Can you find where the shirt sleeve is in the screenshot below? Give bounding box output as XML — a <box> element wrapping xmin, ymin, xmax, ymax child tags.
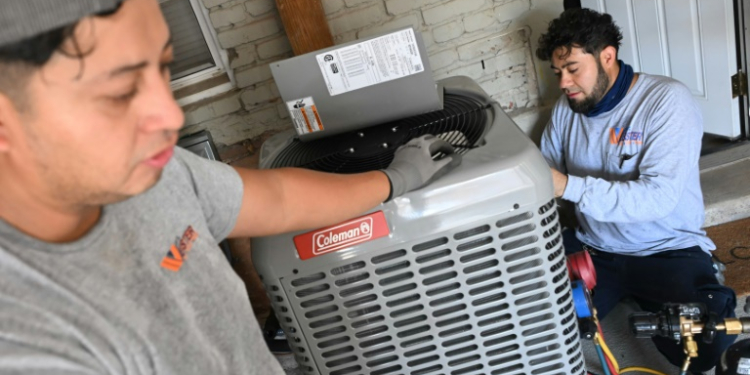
<box><xmin>172</xmin><ymin>148</ymin><xmax>244</xmax><ymax>241</ymax></box>
<box><xmin>561</xmin><ymin>81</ymin><xmax>703</xmax><ymax>223</ymax></box>
<box><xmin>540</xmin><ymin>98</ymin><xmax>567</xmax><ymax>173</ymax></box>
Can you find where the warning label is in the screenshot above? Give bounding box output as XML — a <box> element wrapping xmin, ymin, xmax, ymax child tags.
<box><xmin>738</xmin><ymin>357</ymin><xmax>750</xmax><ymax>374</ymax></box>
<box><xmin>286</xmin><ymin>97</ymin><xmax>324</xmax><ymax>136</ymax></box>
<box><xmin>316</xmin><ymin>28</ymin><xmax>425</xmax><ymax>96</ymax></box>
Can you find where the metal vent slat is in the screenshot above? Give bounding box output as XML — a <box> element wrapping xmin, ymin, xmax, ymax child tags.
<box><xmin>274</xmin><ymin>198</ymin><xmax>581</xmax><ymax>375</ymax></box>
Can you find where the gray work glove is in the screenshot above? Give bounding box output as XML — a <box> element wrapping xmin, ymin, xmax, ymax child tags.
<box><xmin>382</xmin><ymin>134</ymin><xmax>462</xmax><ymax>201</ymax></box>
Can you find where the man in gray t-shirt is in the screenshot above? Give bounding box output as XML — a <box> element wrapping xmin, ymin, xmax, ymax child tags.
<box><xmin>536</xmin><ymin>8</ymin><xmax>736</xmax><ymax>373</ymax></box>
<box><xmin>0</xmin><ymin>1</ymin><xmax>460</xmax><ymax>374</ymax></box>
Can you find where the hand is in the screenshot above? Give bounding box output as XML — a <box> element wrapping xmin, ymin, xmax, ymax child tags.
<box><xmin>382</xmin><ymin>134</ymin><xmax>462</xmax><ymax>200</ymax></box>
<box><xmin>550</xmin><ymin>168</ymin><xmax>568</xmax><ymax>198</ymax></box>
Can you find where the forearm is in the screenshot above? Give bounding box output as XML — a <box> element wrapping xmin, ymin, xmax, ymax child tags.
<box><xmin>562</xmin><ymin>174</ymin><xmax>680</xmax><ymax>223</ymax></box>
<box><xmin>228</xmin><ymin>167</ymin><xmax>390</xmax><ymax>238</ymax></box>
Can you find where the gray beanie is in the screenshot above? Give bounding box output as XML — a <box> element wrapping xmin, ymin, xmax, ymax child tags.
<box><xmin>0</xmin><ymin>0</ymin><xmax>123</xmax><ymax>47</ymax></box>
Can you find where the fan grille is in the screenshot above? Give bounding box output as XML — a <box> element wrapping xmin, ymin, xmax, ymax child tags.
<box><xmin>268</xmin><ymin>93</ymin><xmax>491</xmax><ymax>173</ymax></box>
<box><xmin>265</xmin><ymin>199</ymin><xmax>583</xmax><ymax>375</ymax></box>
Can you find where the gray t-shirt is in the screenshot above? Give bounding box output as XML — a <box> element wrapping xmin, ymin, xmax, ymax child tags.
<box><xmin>0</xmin><ymin>148</ymin><xmax>285</xmax><ymax>375</ymax></box>
<box><xmin>541</xmin><ymin>73</ymin><xmax>715</xmax><ymax>256</ymax></box>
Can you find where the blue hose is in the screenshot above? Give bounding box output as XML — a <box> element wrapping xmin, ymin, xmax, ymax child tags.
<box><xmin>595</xmin><ymin>342</ymin><xmax>612</xmax><ymax>375</ymax></box>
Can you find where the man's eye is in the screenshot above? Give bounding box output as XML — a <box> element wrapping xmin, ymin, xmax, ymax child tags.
<box><xmin>110</xmin><ymin>89</ymin><xmax>138</xmax><ymax>103</ymax></box>
<box><xmin>160</xmin><ymin>60</ymin><xmax>173</xmax><ymax>73</ymax></box>
<box><xmin>569</xmin><ymin>69</ymin><xmax>578</xmax><ymax>74</ymax></box>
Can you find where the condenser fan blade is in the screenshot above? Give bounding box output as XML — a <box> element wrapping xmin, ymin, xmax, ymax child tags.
<box><xmin>269</xmin><ymin>93</ymin><xmax>491</xmax><ymax>174</ymax></box>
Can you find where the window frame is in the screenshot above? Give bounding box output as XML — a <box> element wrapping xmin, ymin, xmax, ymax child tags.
<box><xmin>164</xmin><ymin>0</ymin><xmax>236</xmax><ymax>106</ymax></box>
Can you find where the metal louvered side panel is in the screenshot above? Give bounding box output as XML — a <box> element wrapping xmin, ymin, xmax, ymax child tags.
<box><xmin>272</xmin><ymin>199</ymin><xmax>584</xmax><ymax>375</ymax></box>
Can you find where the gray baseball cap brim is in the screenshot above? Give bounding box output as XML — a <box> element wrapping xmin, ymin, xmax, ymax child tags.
<box><xmin>0</xmin><ymin>0</ymin><xmax>124</xmax><ymax>47</ymax></box>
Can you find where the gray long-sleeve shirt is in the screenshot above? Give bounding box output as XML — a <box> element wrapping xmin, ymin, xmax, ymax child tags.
<box><xmin>541</xmin><ymin>73</ymin><xmax>715</xmax><ymax>256</ymax></box>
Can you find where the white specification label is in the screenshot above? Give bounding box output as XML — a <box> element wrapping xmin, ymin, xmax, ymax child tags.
<box><xmin>286</xmin><ymin>97</ymin><xmax>324</xmax><ymax>135</ymax></box>
<box><xmin>738</xmin><ymin>357</ymin><xmax>750</xmax><ymax>374</ymax></box>
<box><xmin>316</xmin><ymin>29</ymin><xmax>425</xmax><ymax>96</ymax></box>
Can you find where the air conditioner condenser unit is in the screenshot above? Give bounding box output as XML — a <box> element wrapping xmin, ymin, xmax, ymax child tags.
<box><xmin>251</xmin><ymin>76</ymin><xmax>585</xmax><ymax>375</ymax></box>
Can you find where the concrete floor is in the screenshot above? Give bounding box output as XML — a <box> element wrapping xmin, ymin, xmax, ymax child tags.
<box><xmin>700</xmin><ymin>142</ymin><xmax>750</xmax><ymax>227</ymax></box>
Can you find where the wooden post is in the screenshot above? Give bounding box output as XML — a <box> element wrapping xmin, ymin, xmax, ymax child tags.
<box><xmin>275</xmin><ymin>0</ymin><xmax>334</xmax><ymax>55</ymax></box>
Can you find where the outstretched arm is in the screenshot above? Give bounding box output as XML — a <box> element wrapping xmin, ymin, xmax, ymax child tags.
<box><xmin>228</xmin><ymin>168</ymin><xmax>389</xmax><ymax>238</ymax></box>
<box><xmin>227</xmin><ymin>135</ymin><xmax>461</xmax><ymax>238</ymax></box>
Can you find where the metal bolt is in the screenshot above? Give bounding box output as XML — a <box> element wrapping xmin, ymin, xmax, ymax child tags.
<box><xmin>358</xmin><ymin>132</ymin><xmax>364</xmax><ymax>137</ymax></box>
<box><xmin>392</xmin><ymin>127</ymin><xmax>399</xmax><ymax>132</ymax></box>
<box><xmin>382</xmin><ymin>143</ymin><xmax>389</xmax><ymax>149</ymax></box>
<box><xmin>348</xmin><ymin>148</ymin><xmax>355</xmax><ymax>153</ymax></box>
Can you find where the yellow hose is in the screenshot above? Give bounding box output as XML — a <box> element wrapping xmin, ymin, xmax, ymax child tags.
<box><xmin>619</xmin><ymin>366</ymin><xmax>670</xmax><ymax>375</ymax></box>
<box><xmin>596</xmin><ymin>334</ymin><xmax>620</xmax><ymax>372</ymax></box>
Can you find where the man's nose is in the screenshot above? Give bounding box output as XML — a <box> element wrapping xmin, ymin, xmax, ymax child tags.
<box><xmin>138</xmin><ymin>72</ymin><xmax>185</xmax><ymax>133</ymax></box>
<box><xmin>558</xmin><ymin>72</ymin><xmax>572</xmax><ymax>90</ymax></box>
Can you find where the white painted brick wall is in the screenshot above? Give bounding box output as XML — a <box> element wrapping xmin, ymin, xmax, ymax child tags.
<box><xmin>327</xmin><ymin>3</ymin><xmax>387</xmax><ymax>35</ymax></box>
<box><xmin>202</xmin><ymin>0</ymin><xmax>229</xmax><ymax>9</ymax></box>
<box><xmin>344</xmin><ymin>0</ymin><xmax>378</xmax><ymax>7</ymax></box>
<box><xmin>256</xmin><ymin>36</ymin><xmax>292</xmax><ymax>59</ymax></box>
<box><xmin>383</xmin><ymin>0</ymin><xmax>442</xmax><ymax>16</ymax></box>
<box><xmin>245</xmin><ymin>0</ymin><xmax>276</xmax><ymax>16</ymax></box>
<box><xmin>235</xmin><ymin>64</ymin><xmax>272</xmax><ymax>88</ymax></box>
<box><xmin>457</xmin><ymin>28</ymin><xmax>526</xmax><ymax>61</ymax></box>
<box><xmin>184</xmin><ymin>92</ymin><xmax>243</xmax><ymax>126</ymax></box>
<box><xmin>239</xmin><ymin>83</ymin><xmax>276</xmax><ymax>108</ymax></box>
<box><xmin>432</xmin><ymin>21</ymin><xmax>463</xmax><ymax>43</ymax></box>
<box><xmin>422</xmin><ymin>0</ymin><xmax>486</xmax><ymax>25</ymax></box>
<box><xmin>496</xmin><ymin>0</ymin><xmax>530</xmax><ymax>23</ymax></box>
<box><xmin>217</xmin><ymin>17</ymin><xmax>281</xmax><ymax>49</ymax></box>
<box><xmin>229</xmin><ymin>43</ymin><xmax>257</xmax><ymax>69</ymax></box>
<box><xmin>322</xmin><ymin>0</ymin><xmax>345</xmax><ymax>15</ymax></box>
<box><xmin>463</xmin><ymin>10</ymin><xmax>495</xmax><ymax>33</ymax></box>
<box><xmin>209</xmin><ymin>3</ymin><xmax>247</xmax><ymax>28</ymax></box>
<box><xmin>357</xmin><ymin>14</ymin><xmax>420</xmax><ymax>38</ymax></box>
<box><xmin>187</xmin><ymin>0</ymin><xmax>543</xmax><ymax>149</ymax></box>
<box><xmin>430</xmin><ymin>49</ymin><xmax>458</xmax><ymax>71</ymax></box>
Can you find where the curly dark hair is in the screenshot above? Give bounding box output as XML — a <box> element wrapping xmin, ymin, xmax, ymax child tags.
<box><xmin>536</xmin><ymin>8</ymin><xmax>623</xmax><ymax>61</ymax></box>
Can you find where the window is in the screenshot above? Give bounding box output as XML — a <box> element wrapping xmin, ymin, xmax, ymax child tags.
<box><xmin>159</xmin><ymin>0</ymin><xmax>234</xmax><ymax>105</ymax></box>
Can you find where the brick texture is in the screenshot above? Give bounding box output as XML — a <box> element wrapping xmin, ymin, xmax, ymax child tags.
<box><xmin>328</xmin><ymin>3</ymin><xmax>387</xmax><ymax>35</ymax></box>
<box><xmin>422</xmin><ymin>0</ymin><xmax>487</xmax><ymax>25</ymax></box>
<box><xmin>245</xmin><ymin>0</ymin><xmax>276</xmax><ymax>16</ymax></box>
<box><xmin>217</xmin><ymin>17</ymin><xmax>281</xmax><ymax>49</ymax></box>
<box><xmin>209</xmin><ymin>3</ymin><xmax>247</xmax><ymax>28</ymax></box>
<box><xmin>189</xmin><ymin>0</ymin><xmax>541</xmax><ymax>149</ymax></box>
<box><xmin>433</xmin><ymin>21</ymin><xmax>463</xmax><ymax>43</ymax></box>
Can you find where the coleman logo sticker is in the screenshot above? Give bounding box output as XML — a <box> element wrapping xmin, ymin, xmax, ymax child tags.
<box><xmin>294</xmin><ymin>211</ymin><xmax>389</xmax><ymax>260</ymax></box>
<box><xmin>314</xmin><ymin>218</ymin><xmax>372</xmax><ymax>254</ymax></box>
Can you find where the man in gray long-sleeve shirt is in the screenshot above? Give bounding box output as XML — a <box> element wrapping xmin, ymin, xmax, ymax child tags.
<box><xmin>537</xmin><ymin>8</ymin><xmax>736</xmax><ymax>373</ymax></box>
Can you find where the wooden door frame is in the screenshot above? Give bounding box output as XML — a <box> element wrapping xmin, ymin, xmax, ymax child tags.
<box><xmin>736</xmin><ymin>0</ymin><xmax>750</xmax><ymax>139</ymax></box>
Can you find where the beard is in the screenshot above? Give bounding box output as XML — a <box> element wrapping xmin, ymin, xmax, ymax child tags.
<box><xmin>568</xmin><ymin>61</ymin><xmax>610</xmax><ymax>114</ymax></box>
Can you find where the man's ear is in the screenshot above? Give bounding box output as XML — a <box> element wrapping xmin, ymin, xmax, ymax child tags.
<box><xmin>599</xmin><ymin>45</ymin><xmax>618</xmax><ymax>69</ymax></box>
<box><xmin>0</xmin><ymin>93</ymin><xmax>19</xmax><ymax>153</ymax></box>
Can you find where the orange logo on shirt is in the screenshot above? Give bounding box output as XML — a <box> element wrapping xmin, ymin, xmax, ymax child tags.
<box><xmin>609</xmin><ymin>127</ymin><xmax>643</xmax><ymax>145</ymax></box>
<box><xmin>161</xmin><ymin>226</ymin><xmax>198</xmax><ymax>272</ymax></box>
